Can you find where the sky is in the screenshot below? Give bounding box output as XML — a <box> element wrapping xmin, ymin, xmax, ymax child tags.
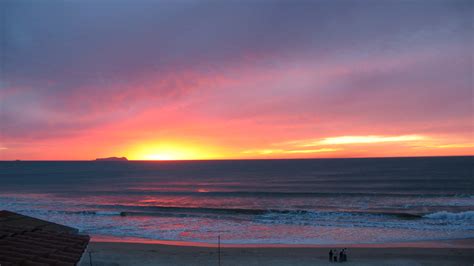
<box><xmin>0</xmin><ymin>0</ymin><xmax>472</xmax><ymax>160</ymax></box>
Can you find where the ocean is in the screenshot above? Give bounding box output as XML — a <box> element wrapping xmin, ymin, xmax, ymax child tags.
<box><xmin>0</xmin><ymin>156</ymin><xmax>472</xmax><ymax>245</ymax></box>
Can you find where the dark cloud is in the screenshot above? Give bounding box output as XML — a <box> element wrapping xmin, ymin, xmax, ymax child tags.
<box><xmin>3</xmin><ymin>0</ymin><xmax>470</xmax><ymax>85</ymax></box>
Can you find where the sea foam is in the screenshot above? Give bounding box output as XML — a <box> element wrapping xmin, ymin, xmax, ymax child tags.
<box><xmin>424</xmin><ymin>211</ymin><xmax>474</xmax><ymax>221</ymax></box>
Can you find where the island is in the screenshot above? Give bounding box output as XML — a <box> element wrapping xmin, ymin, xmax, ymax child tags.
<box><xmin>95</xmin><ymin>157</ymin><xmax>128</xmax><ymax>162</ymax></box>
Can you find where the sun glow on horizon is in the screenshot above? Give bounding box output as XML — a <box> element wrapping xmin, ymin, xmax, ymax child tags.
<box><xmin>119</xmin><ymin>134</ymin><xmax>473</xmax><ymax>161</ymax></box>
<box><xmin>142</xmin><ymin>153</ymin><xmax>178</xmax><ymax>161</ymax></box>
<box><xmin>125</xmin><ymin>141</ymin><xmax>222</xmax><ymax>161</ymax></box>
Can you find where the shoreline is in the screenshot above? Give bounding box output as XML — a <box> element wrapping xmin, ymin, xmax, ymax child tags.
<box><xmin>81</xmin><ymin>238</ymin><xmax>474</xmax><ymax>266</ymax></box>
<box><xmin>91</xmin><ymin>235</ymin><xmax>474</xmax><ymax>249</ymax></box>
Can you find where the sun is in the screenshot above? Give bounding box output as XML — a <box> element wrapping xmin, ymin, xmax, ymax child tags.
<box><xmin>125</xmin><ymin>140</ymin><xmax>221</xmax><ymax>161</ymax></box>
<box><xmin>143</xmin><ymin>153</ymin><xmax>177</xmax><ymax>161</ymax></box>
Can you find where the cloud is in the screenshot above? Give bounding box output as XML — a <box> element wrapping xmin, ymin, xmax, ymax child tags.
<box><xmin>3</xmin><ymin>0</ymin><xmax>470</xmax><ymax>91</ymax></box>
<box><xmin>284</xmin><ymin>148</ymin><xmax>341</xmax><ymax>154</ymax></box>
<box><xmin>240</xmin><ymin>133</ymin><xmax>473</xmax><ymax>158</ymax></box>
<box><xmin>248</xmin><ymin>134</ymin><xmax>426</xmax><ymax>156</ymax></box>
<box><xmin>242</xmin><ymin>148</ymin><xmax>340</xmax><ymax>155</ymax></box>
<box><xmin>316</xmin><ymin>135</ymin><xmax>425</xmax><ymax>146</ymax></box>
<box><xmin>278</xmin><ymin>134</ymin><xmax>425</xmax><ymax>148</ymax></box>
<box><xmin>0</xmin><ymin>0</ymin><xmax>472</xmax><ymax>159</ymax></box>
<box><xmin>429</xmin><ymin>144</ymin><xmax>474</xmax><ymax>149</ymax></box>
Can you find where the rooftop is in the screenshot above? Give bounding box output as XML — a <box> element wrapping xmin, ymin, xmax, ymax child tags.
<box><xmin>0</xmin><ymin>210</ymin><xmax>90</xmax><ymax>266</ymax></box>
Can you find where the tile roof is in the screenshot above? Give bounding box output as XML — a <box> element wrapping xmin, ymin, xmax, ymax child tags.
<box><xmin>0</xmin><ymin>210</ymin><xmax>89</xmax><ymax>266</ymax></box>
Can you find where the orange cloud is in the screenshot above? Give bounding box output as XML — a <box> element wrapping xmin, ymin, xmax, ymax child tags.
<box><xmin>1</xmin><ymin>48</ymin><xmax>472</xmax><ymax>160</ymax></box>
<box><xmin>313</xmin><ymin>135</ymin><xmax>424</xmax><ymax>146</ymax></box>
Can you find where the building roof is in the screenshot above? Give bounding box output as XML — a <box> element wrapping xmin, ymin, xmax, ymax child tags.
<box><xmin>0</xmin><ymin>210</ymin><xmax>90</xmax><ymax>266</ymax></box>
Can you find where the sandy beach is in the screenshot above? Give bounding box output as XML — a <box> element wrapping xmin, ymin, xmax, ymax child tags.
<box><xmin>80</xmin><ymin>238</ymin><xmax>474</xmax><ymax>266</ymax></box>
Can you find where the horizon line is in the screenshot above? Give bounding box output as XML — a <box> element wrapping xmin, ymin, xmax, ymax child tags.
<box><xmin>1</xmin><ymin>154</ymin><xmax>472</xmax><ymax>162</ymax></box>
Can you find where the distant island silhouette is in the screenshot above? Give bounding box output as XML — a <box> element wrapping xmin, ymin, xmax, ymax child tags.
<box><xmin>95</xmin><ymin>157</ymin><xmax>128</xmax><ymax>161</ymax></box>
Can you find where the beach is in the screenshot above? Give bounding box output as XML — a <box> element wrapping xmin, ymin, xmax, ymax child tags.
<box><xmin>81</xmin><ymin>238</ymin><xmax>474</xmax><ymax>266</ymax></box>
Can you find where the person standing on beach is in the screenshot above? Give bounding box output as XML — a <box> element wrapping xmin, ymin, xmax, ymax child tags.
<box><xmin>339</xmin><ymin>249</ymin><xmax>344</xmax><ymax>262</ymax></box>
<box><xmin>329</xmin><ymin>249</ymin><xmax>333</xmax><ymax>262</ymax></box>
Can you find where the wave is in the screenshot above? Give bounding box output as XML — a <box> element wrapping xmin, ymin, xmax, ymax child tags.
<box><xmin>423</xmin><ymin>211</ymin><xmax>474</xmax><ymax>221</ymax></box>
<box><xmin>41</xmin><ymin>210</ymin><xmax>123</xmax><ymax>216</ymax></box>
<box><xmin>11</xmin><ymin>207</ymin><xmax>473</xmax><ymax>235</ymax></box>
<box><xmin>7</xmin><ymin>202</ymin><xmax>474</xmax><ymax>223</ymax></box>
<box><xmin>49</xmin><ymin>205</ymin><xmax>425</xmax><ymax>220</ymax></box>
<box><xmin>71</xmin><ymin>190</ymin><xmax>474</xmax><ymax>199</ymax></box>
<box><xmin>94</xmin><ymin>206</ymin><xmax>301</xmax><ymax>216</ymax></box>
<box><xmin>19</xmin><ymin>204</ymin><xmax>474</xmax><ymax>224</ymax></box>
<box><xmin>63</xmin><ymin>207</ymin><xmax>474</xmax><ymax>223</ymax></box>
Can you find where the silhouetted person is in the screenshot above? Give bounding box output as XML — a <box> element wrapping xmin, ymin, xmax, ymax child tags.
<box><xmin>333</xmin><ymin>249</ymin><xmax>338</xmax><ymax>262</ymax></box>
<box><xmin>329</xmin><ymin>249</ymin><xmax>333</xmax><ymax>262</ymax></box>
<box><xmin>339</xmin><ymin>249</ymin><xmax>344</xmax><ymax>262</ymax></box>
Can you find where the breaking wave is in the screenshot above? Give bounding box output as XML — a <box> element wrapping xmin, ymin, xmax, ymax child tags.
<box><xmin>424</xmin><ymin>211</ymin><xmax>474</xmax><ymax>221</ymax></box>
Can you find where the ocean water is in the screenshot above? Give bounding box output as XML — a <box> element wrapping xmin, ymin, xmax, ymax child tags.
<box><xmin>0</xmin><ymin>157</ymin><xmax>473</xmax><ymax>245</ymax></box>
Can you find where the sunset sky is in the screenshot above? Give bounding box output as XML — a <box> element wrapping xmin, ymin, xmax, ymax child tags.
<box><xmin>0</xmin><ymin>0</ymin><xmax>472</xmax><ymax>160</ymax></box>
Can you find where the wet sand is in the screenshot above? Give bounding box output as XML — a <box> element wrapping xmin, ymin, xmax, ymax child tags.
<box><xmin>80</xmin><ymin>238</ymin><xmax>474</xmax><ymax>266</ymax></box>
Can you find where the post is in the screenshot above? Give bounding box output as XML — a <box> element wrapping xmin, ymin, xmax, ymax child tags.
<box><xmin>218</xmin><ymin>235</ymin><xmax>221</xmax><ymax>266</ymax></box>
<box><xmin>89</xmin><ymin>251</ymin><xmax>93</xmax><ymax>266</ymax></box>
